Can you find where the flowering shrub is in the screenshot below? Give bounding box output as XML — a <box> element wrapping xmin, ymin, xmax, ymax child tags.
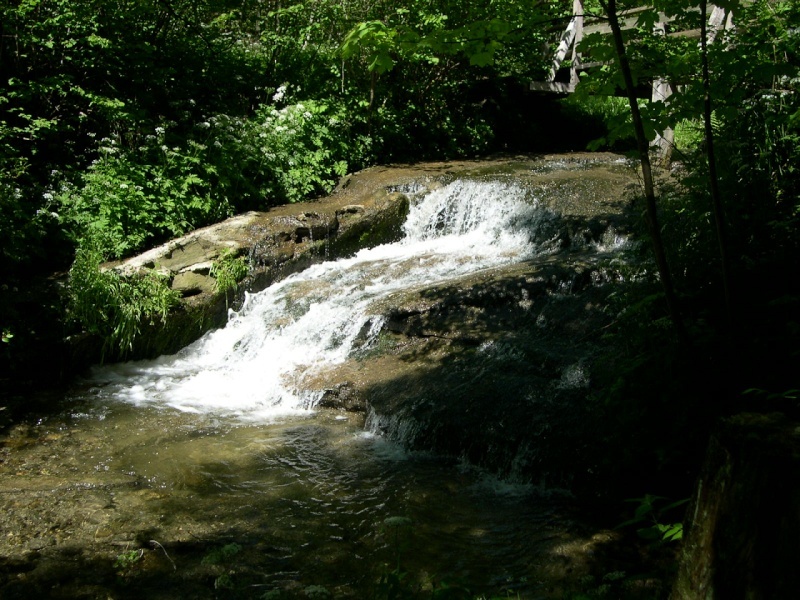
<box><xmin>59</xmin><ymin>100</ymin><xmax>367</xmax><ymax>259</ymax></box>
<box><xmin>208</xmin><ymin>99</ymin><xmax>368</xmax><ymax>208</ymax></box>
<box><xmin>58</xmin><ymin>128</ymin><xmax>228</xmax><ymax>259</ymax></box>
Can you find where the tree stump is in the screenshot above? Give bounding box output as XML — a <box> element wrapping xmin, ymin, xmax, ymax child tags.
<box><xmin>671</xmin><ymin>412</ymin><xmax>800</xmax><ymax>599</ymax></box>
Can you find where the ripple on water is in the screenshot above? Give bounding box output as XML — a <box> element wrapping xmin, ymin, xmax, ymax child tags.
<box><xmin>0</xmin><ymin>402</ymin><xmax>601</xmax><ymax>597</ymax></box>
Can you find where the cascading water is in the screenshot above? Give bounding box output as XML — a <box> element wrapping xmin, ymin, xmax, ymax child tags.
<box><xmin>1</xmin><ymin>160</ymin><xmax>651</xmax><ymax>599</ymax></box>
<box><xmin>88</xmin><ymin>180</ymin><xmax>559</xmax><ymax>419</ymax></box>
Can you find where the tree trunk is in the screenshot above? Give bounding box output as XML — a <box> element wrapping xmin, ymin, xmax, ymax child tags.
<box><xmin>672</xmin><ymin>412</ymin><xmax>800</xmax><ymax>599</ymax></box>
<box><xmin>599</xmin><ymin>0</ymin><xmax>686</xmax><ymax>342</ymax></box>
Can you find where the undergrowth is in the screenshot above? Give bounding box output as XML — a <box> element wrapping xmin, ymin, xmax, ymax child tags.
<box><xmin>210</xmin><ymin>248</ymin><xmax>250</xmax><ymax>295</ymax></box>
<box><xmin>68</xmin><ymin>240</ymin><xmax>179</xmax><ymax>359</ymax></box>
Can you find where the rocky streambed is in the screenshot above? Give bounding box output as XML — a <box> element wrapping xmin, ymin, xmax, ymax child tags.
<box><xmin>1</xmin><ymin>153</ymin><xmax>681</xmax><ymax>599</ymax></box>
<box><xmin>86</xmin><ymin>151</ymin><xmax>643</xmax><ymax>488</ymax></box>
<box><xmin>74</xmin><ymin>152</ymin><xmax>636</xmax><ymax>362</ymax></box>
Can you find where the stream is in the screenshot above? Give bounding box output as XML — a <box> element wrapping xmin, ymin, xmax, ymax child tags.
<box><xmin>1</xmin><ymin>170</ymin><xmax>657</xmax><ymax>599</ymax></box>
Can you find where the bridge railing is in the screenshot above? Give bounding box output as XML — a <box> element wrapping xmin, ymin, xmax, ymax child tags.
<box><xmin>530</xmin><ymin>2</ymin><xmax>735</xmax><ymax>95</ymax></box>
<box><xmin>530</xmin><ymin>2</ymin><xmax>735</xmax><ymax>157</ymax></box>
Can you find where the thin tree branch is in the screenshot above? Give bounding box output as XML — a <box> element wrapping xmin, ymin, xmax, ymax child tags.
<box><xmin>599</xmin><ymin>0</ymin><xmax>688</xmax><ymax>344</ymax></box>
<box><xmin>700</xmin><ymin>0</ymin><xmax>734</xmax><ymax>331</ymax></box>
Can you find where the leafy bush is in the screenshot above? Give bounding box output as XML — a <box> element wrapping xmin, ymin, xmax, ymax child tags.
<box><xmin>58</xmin><ymin>128</ymin><xmax>229</xmax><ymax>259</ymax></box>
<box><xmin>560</xmin><ymin>94</ymin><xmax>640</xmax><ymax>151</ymax></box>
<box><xmin>67</xmin><ymin>240</ymin><xmax>179</xmax><ymax>357</ymax></box>
<box><xmin>58</xmin><ymin>100</ymin><xmax>367</xmax><ymax>262</ymax></box>
<box><xmin>0</xmin><ymin>173</ymin><xmax>64</xmax><ymax>272</ymax></box>
<box><xmin>207</xmin><ymin>99</ymin><xmax>368</xmax><ymax>209</ymax></box>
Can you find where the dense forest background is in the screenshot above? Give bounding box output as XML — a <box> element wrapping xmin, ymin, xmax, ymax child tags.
<box><xmin>1</xmin><ymin>0</ymin><xmax>799</xmax><ymax>493</ymax></box>
<box><xmin>0</xmin><ymin>0</ymin><xmax>568</xmax><ymax>377</ymax></box>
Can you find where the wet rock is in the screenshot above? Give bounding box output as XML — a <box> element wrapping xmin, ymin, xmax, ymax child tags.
<box><xmin>305</xmin><ymin>255</ymin><xmax>631</xmax><ymax>491</ymax></box>
<box><xmin>263</xmin><ymin>153</ymin><xmax>641</xmax><ymax>491</ymax></box>
<box><xmin>69</xmin><ymin>153</ymin><xmax>636</xmax><ymax>366</ymax></box>
<box><xmin>72</xmin><ymin>184</ymin><xmax>411</xmax><ymax>364</ymax></box>
<box><xmin>171</xmin><ymin>271</ymin><xmax>216</xmax><ymax>296</ymax></box>
<box><xmin>317</xmin><ymin>383</ymin><xmax>364</xmax><ymax>413</ymax></box>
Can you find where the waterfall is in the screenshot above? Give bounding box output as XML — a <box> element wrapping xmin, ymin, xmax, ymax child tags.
<box><xmin>87</xmin><ymin>180</ymin><xmax>559</xmax><ymax>420</ymax></box>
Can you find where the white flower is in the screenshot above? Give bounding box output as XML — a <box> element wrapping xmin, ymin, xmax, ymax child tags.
<box><xmin>155</xmin><ymin>126</ymin><xmax>166</xmax><ymax>135</ymax></box>
<box><xmin>272</xmin><ymin>84</ymin><xmax>287</xmax><ymax>102</ymax></box>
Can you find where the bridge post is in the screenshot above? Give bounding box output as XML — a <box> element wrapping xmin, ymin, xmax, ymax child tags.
<box><xmin>651</xmin><ymin>21</ymin><xmax>674</xmax><ymax>163</ymax></box>
<box><xmin>568</xmin><ymin>0</ymin><xmax>585</xmax><ymax>91</ymax></box>
<box><xmin>530</xmin><ymin>0</ymin><xmax>584</xmax><ymax>93</ymax></box>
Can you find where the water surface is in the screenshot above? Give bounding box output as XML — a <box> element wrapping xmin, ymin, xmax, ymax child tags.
<box><xmin>0</xmin><ymin>177</ymin><xmax>628</xmax><ymax>598</ymax></box>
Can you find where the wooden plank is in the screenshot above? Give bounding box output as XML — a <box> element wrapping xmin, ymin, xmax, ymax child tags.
<box><xmin>707</xmin><ymin>6</ymin><xmax>731</xmax><ymax>44</ymax></box>
<box><xmin>529</xmin><ymin>80</ymin><xmax>577</xmax><ymax>94</ymax></box>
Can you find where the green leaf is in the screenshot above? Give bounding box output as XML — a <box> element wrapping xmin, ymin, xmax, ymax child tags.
<box><xmin>658</xmin><ymin>522</ymin><xmax>684</xmax><ymax>542</ymax></box>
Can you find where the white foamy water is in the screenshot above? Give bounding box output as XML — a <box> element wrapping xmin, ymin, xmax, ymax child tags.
<box><xmin>87</xmin><ymin>180</ymin><xmax>558</xmax><ymax>420</ymax></box>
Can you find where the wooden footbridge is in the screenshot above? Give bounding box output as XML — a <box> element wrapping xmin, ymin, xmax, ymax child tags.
<box><xmin>530</xmin><ymin>0</ymin><xmax>736</xmax><ymax>154</ymax></box>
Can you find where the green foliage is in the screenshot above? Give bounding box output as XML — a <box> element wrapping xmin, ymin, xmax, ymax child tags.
<box><xmin>2</xmin><ymin>0</ymin><xmax>559</xmax><ymax>311</ymax></box>
<box><xmin>201</xmin><ymin>542</ymin><xmax>243</xmax><ymax>592</ymax></box>
<box><xmin>578</xmin><ymin>0</ymin><xmax>800</xmax><ymax>402</ymax></box>
<box><xmin>342</xmin><ymin>21</ymin><xmax>407</xmax><ymax>75</ymax></box>
<box><xmin>201</xmin><ymin>542</ymin><xmax>242</xmax><ymax>566</ymax></box>
<box><xmin>114</xmin><ymin>549</ymin><xmax>143</xmax><ymax>571</ymax></box>
<box><xmin>376</xmin><ymin>567</ymin><xmax>413</xmax><ymax>600</ymax></box>
<box><xmin>208</xmin><ymin>100</ymin><xmax>362</xmax><ymax>208</ymax></box>
<box><xmin>58</xmin><ymin>129</ymin><xmax>226</xmax><ymax>259</ymax></box>
<box><xmin>302</xmin><ymin>585</ymin><xmax>332</xmax><ymax>600</ymax></box>
<box><xmin>618</xmin><ymin>494</ymin><xmax>688</xmax><ymax>544</ymax></box>
<box><xmin>672</xmin><ymin>119</ymin><xmax>704</xmax><ymax>153</ymax></box>
<box><xmin>0</xmin><ymin>170</ymin><xmax>66</xmax><ymax>274</ymax></box>
<box><xmin>560</xmin><ymin>95</ymin><xmax>638</xmax><ymax>150</ymax></box>
<box><xmin>339</xmin><ymin>1</ymin><xmax>560</xmax><ymax>160</ymax></box>
<box><xmin>210</xmin><ymin>249</ymin><xmax>250</xmax><ymax>295</ymax></box>
<box><xmin>67</xmin><ymin>240</ymin><xmax>179</xmax><ymax>358</ymax></box>
<box><xmin>56</xmin><ymin>100</ymin><xmax>361</xmax><ymax>262</ymax></box>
